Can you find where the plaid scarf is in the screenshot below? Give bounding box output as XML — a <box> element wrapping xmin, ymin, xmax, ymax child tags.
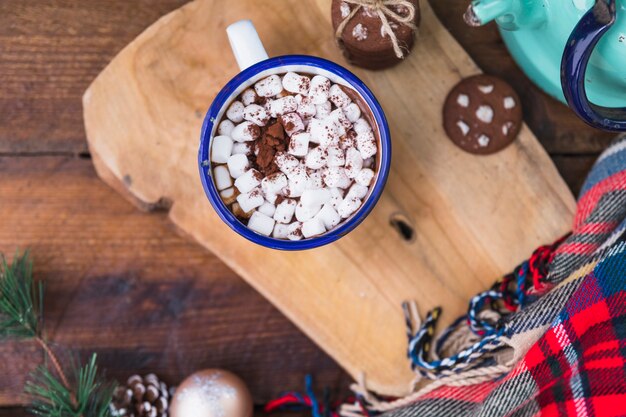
<box><xmin>267</xmin><ymin>137</ymin><xmax>626</xmax><ymax>417</ymax></box>
<box><xmin>352</xmin><ymin>136</ymin><xmax>626</xmax><ymax>417</ymax></box>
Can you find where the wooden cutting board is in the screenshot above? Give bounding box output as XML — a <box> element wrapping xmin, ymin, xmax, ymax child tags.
<box><xmin>83</xmin><ymin>0</ymin><xmax>576</xmax><ymax>396</ymax></box>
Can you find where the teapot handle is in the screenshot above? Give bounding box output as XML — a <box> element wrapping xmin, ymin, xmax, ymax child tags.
<box><xmin>561</xmin><ymin>0</ymin><xmax>626</xmax><ymax>131</ymax></box>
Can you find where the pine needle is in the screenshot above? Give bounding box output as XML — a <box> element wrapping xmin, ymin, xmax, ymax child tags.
<box><xmin>0</xmin><ymin>251</ymin><xmax>115</xmax><ymax>416</ymax></box>
<box><xmin>0</xmin><ymin>250</ymin><xmax>42</xmax><ymax>339</ymax></box>
<box><xmin>26</xmin><ymin>353</ymin><xmax>115</xmax><ymax>417</ymax></box>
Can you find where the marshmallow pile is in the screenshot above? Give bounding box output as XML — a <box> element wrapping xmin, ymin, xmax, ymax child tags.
<box><xmin>210</xmin><ymin>71</ymin><xmax>378</xmax><ymax>240</ymax></box>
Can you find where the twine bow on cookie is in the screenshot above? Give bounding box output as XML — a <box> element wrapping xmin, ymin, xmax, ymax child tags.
<box><xmin>335</xmin><ymin>0</ymin><xmax>418</xmax><ymax>59</ymax></box>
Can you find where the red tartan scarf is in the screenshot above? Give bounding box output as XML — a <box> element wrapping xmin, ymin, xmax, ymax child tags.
<box><xmin>267</xmin><ymin>137</ymin><xmax>626</xmax><ymax>417</ymax></box>
<box><xmin>358</xmin><ymin>136</ymin><xmax>626</xmax><ymax>416</ymax></box>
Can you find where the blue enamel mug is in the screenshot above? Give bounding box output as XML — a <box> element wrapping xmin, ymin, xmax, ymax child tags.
<box><xmin>198</xmin><ymin>20</ymin><xmax>391</xmax><ymax>250</ymax></box>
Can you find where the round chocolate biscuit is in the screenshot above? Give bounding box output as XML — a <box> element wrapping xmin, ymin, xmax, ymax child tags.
<box><xmin>331</xmin><ymin>0</ymin><xmax>420</xmax><ymax>70</ymax></box>
<box><xmin>443</xmin><ymin>74</ymin><xmax>522</xmax><ymax>155</ymax></box>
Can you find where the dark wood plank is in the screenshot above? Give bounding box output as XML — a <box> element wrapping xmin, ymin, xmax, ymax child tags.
<box><xmin>0</xmin><ymin>0</ymin><xmax>189</xmax><ymax>154</ymax></box>
<box><xmin>0</xmin><ymin>156</ymin><xmax>351</xmax><ymax>406</ymax></box>
<box><xmin>428</xmin><ymin>2</ymin><xmax>616</xmax><ymax>154</ymax></box>
<box><xmin>0</xmin><ymin>407</ymin><xmax>28</xmax><ymax>417</ymax></box>
<box><xmin>552</xmin><ymin>155</ymin><xmax>599</xmax><ymax>198</ymax></box>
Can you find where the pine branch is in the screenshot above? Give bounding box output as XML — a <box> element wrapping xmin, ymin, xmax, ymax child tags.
<box><xmin>0</xmin><ymin>250</ymin><xmax>43</xmax><ymax>339</ymax></box>
<box><xmin>0</xmin><ymin>250</ymin><xmax>116</xmax><ymax>416</ymax></box>
<box><xmin>25</xmin><ymin>353</ymin><xmax>115</xmax><ymax>417</ymax></box>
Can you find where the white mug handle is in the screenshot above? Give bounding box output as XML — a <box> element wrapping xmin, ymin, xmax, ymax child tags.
<box><xmin>226</xmin><ymin>20</ymin><xmax>270</xmax><ymax>71</ymax></box>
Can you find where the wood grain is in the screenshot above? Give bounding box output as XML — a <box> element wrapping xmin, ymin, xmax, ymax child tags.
<box><xmin>0</xmin><ymin>0</ymin><xmax>189</xmax><ymax>154</ymax></box>
<box><xmin>83</xmin><ymin>0</ymin><xmax>576</xmax><ymax>395</ymax></box>
<box><xmin>0</xmin><ymin>156</ymin><xmax>351</xmax><ymax>406</ymax></box>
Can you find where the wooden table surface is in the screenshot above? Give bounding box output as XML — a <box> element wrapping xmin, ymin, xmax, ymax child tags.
<box><xmin>0</xmin><ymin>1</ymin><xmax>617</xmax><ymax>415</ymax></box>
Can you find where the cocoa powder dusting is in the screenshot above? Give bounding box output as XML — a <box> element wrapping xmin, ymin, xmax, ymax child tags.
<box><xmin>275</xmin><ymin>195</ymin><xmax>286</xmax><ymax>205</ymax></box>
<box><xmin>253</xmin><ymin>121</ymin><xmax>288</xmax><ymax>175</ymax></box>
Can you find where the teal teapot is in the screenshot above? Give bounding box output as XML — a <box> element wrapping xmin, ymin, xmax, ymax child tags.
<box><xmin>465</xmin><ymin>0</ymin><xmax>626</xmax><ymax>131</ymax></box>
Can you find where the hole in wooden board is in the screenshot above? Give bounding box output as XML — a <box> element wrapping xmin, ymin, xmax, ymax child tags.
<box><xmin>389</xmin><ymin>212</ymin><xmax>415</xmax><ymax>243</ymax></box>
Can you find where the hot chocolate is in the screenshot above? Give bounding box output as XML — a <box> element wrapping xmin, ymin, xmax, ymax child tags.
<box><xmin>209</xmin><ymin>71</ymin><xmax>379</xmax><ymax>240</ymax></box>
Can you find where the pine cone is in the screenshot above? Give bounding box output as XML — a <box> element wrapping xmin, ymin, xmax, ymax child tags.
<box><xmin>111</xmin><ymin>374</ymin><xmax>171</xmax><ymax>417</ymax></box>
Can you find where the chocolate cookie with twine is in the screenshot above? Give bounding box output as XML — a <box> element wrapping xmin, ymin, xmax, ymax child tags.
<box><xmin>331</xmin><ymin>0</ymin><xmax>420</xmax><ymax>70</ymax></box>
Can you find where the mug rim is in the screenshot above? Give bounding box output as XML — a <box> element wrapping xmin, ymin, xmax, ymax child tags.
<box><xmin>198</xmin><ymin>55</ymin><xmax>391</xmax><ymax>250</ymax></box>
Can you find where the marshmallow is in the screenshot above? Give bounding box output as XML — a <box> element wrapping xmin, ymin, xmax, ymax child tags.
<box><xmin>329</xmin><ymin>84</ymin><xmax>352</xmax><ymax>108</ymax></box>
<box><xmin>283</xmin><ymin>181</ymin><xmax>303</xmax><ymax>197</ymax></box>
<box><xmin>314</xmin><ymin>101</ymin><xmax>332</xmax><ymax>120</ymax></box>
<box><xmin>339</xmin><ymin>131</ymin><xmax>358</xmax><ymax>150</ymax></box>
<box><xmin>255</xmin><ymin>75</ymin><xmax>283</xmax><ymax>97</ymax></box>
<box><xmin>363</xmin><ymin>157</ymin><xmax>375</xmax><ymax>168</ymax></box>
<box><xmin>273</xmin><ymin>198</ymin><xmax>297</xmax><ymax>223</ymax></box>
<box><xmin>220</xmin><ymin>187</ymin><xmax>238</xmax><ymax>205</ymax></box>
<box><xmin>282</xmin><ymin>72</ymin><xmax>311</xmax><ymax>95</ymax></box>
<box><xmin>236</xmin><ymin>187</ymin><xmax>264</xmax><ymax>212</ymax></box>
<box><xmin>284</xmin><ymin>165</ymin><xmax>308</xmax><ymax>198</ymax></box>
<box><xmin>338</xmin><ymin>196</ymin><xmax>362</xmax><ymax>218</ymax></box>
<box><xmin>274</xmin><ymin>152</ymin><xmax>300</xmax><ymax>175</ymax></box>
<box><xmin>288</xmin><ymin>132</ymin><xmax>310</xmax><ymax>157</ymax></box>
<box><xmin>346</xmin><ymin>183</ymin><xmax>368</xmax><ymax>200</ymax></box>
<box><xmin>232</xmin><ymin>142</ymin><xmax>252</xmax><ymax>155</ymax></box>
<box><xmin>231</xmin><ymin>121</ymin><xmax>260</xmax><ymax>142</ymax></box>
<box><xmin>310</xmin><ymin>118</ymin><xmax>340</xmax><ymax>148</ymax></box>
<box><xmin>213</xmin><ymin>165</ymin><xmax>232</xmax><ymax>191</ymax></box>
<box><xmin>309</xmin><ymin>76</ymin><xmax>331</xmax><ymax>105</ymax></box>
<box><xmin>344</xmin><ymin>147</ymin><xmax>363</xmax><ymax>178</ymax></box>
<box><xmin>304</xmin><ymin>146</ymin><xmax>327</xmax><ymax>170</ymax></box>
<box><xmin>354</xmin><ymin>118</ymin><xmax>372</xmax><ymax>135</ymax></box>
<box><xmin>296</xmin><ymin>95</ymin><xmax>316</xmax><ymax>119</ymax></box>
<box><xmin>356</xmin><ymin>129</ymin><xmax>377</xmax><ymax>159</ymax></box>
<box><xmin>248</xmin><ymin>211</ymin><xmax>275</xmax><ymax>236</ymax></box>
<box><xmin>295</xmin><ymin>200</ymin><xmax>322</xmax><ymax>222</ymax></box>
<box><xmin>329</xmin><ymin>187</ymin><xmax>344</xmax><ymax>210</ymax></box>
<box><xmin>234</xmin><ymin>169</ymin><xmax>262</xmax><ymax>193</ymax></box>
<box><xmin>211</xmin><ymin>135</ymin><xmax>233</xmax><ymax>163</ymax></box>
<box><xmin>261</xmin><ymin>172</ymin><xmax>288</xmax><ymax>196</ymax></box>
<box><xmin>323</xmin><ymin>167</ymin><xmax>351</xmax><ymax>189</ymax></box>
<box><xmin>306</xmin><ymin>169</ymin><xmax>324</xmax><ymax>189</ymax></box>
<box><xmin>270</xmin><ymin>96</ymin><xmax>298</xmax><ymax>116</ymax></box>
<box><xmin>280</xmin><ymin>113</ymin><xmax>305</xmax><ymax>136</ymax></box>
<box><xmin>315</xmin><ymin>204</ymin><xmax>341</xmax><ymax>229</ymax></box>
<box><xmin>287</xmin><ymin>164</ymin><xmax>308</xmax><ymax>181</ymax></box>
<box><xmin>355</xmin><ymin>168</ymin><xmax>375</xmax><ymax>186</ymax></box>
<box><xmin>344</xmin><ymin>102</ymin><xmax>362</xmax><ymax>122</ymax></box>
<box><xmin>306</xmin><ymin>119</ymin><xmax>322</xmax><ymax>144</ymax></box>
<box><xmin>287</xmin><ymin>222</ymin><xmax>303</xmax><ymax>241</ymax></box>
<box><xmin>226</xmin><ymin>101</ymin><xmax>245</xmax><ymax>123</ymax></box>
<box><xmin>326</xmin><ymin>145</ymin><xmax>345</xmax><ymax>167</ymax></box>
<box><xmin>243</xmin><ymin>104</ymin><xmax>269</xmax><ymax>126</ymax></box>
<box><xmin>217</xmin><ymin>119</ymin><xmax>235</xmax><ymax>136</ymax></box>
<box><xmin>301</xmin><ymin>188</ymin><xmax>331</xmax><ymax>207</ymax></box>
<box><xmin>264</xmin><ymin>99</ymin><xmax>277</xmax><ymax>118</ymax></box>
<box><xmin>264</xmin><ymin>192</ymin><xmax>278</xmax><ymax>205</ymax></box>
<box><xmin>272</xmin><ymin>223</ymin><xmax>290</xmax><ymax>239</ymax></box>
<box><xmin>258</xmin><ymin>201</ymin><xmax>276</xmax><ymax>217</ymax></box>
<box><xmin>226</xmin><ymin>154</ymin><xmax>249</xmax><ymax>179</ymax></box>
<box><xmin>232</xmin><ymin>202</ymin><xmax>254</xmax><ymax>219</ymax></box>
<box><xmin>302</xmin><ymin>218</ymin><xmax>326</xmax><ymax>238</ymax></box>
<box><xmin>329</xmin><ymin>108</ymin><xmax>352</xmax><ymax>132</ymax></box>
<box><xmin>241</xmin><ymin>88</ymin><xmax>258</xmax><ymax>106</ymax></box>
